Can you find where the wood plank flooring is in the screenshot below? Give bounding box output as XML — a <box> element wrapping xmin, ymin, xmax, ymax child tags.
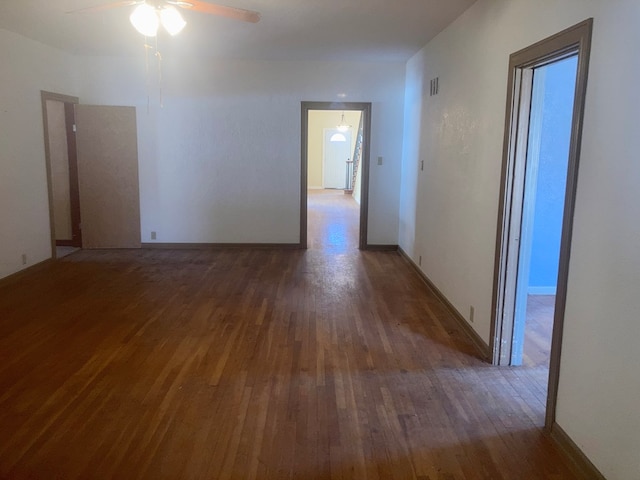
<box><xmin>0</xmin><ymin>193</ymin><xmax>581</xmax><ymax>479</ymax></box>
<box><xmin>522</xmin><ymin>295</ymin><xmax>555</xmax><ymax>369</ymax></box>
<box><xmin>307</xmin><ymin>189</ymin><xmax>359</xmax><ymax>252</ymax></box>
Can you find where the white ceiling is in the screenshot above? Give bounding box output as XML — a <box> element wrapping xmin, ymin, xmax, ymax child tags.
<box><xmin>0</xmin><ymin>0</ymin><xmax>477</xmax><ymax>62</ymax></box>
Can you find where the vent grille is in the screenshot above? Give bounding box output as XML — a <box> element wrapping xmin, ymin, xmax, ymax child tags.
<box><xmin>430</xmin><ymin>77</ymin><xmax>439</xmax><ymax>96</ymax></box>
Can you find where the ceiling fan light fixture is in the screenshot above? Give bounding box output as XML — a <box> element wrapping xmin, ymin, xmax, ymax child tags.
<box><xmin>160</xmin><ymin>6</ymin><xmax>186</xmax><ymax>35</ymax></box>
<box><xmin>130</xmin><ymin>3</ymin><xmax>159</xmax><ymax>37</ymax></box>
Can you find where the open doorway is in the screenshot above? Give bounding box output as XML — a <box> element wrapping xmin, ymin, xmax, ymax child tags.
<box><xmin>516</xmin><ymin>55</ymin><xmax>579</xmax><ymax>370</ymax></box>
<box><xmin>300</xmin><ymin>102</ymin><xmax>371</xmax><ymax>250</ymax></box>
<box><xmin>490</xmin><ymin>20</ymin><xmax>592</xmax><ymax>430</ymax></box>
<box><xmin>42</xmin><ymin>96</ymin><xmax>143</xmax><ymax>255</ymax></box>
<box><xmin>41</xmin><ymin>91</ymin><xmax>82</xmax><ymax>259</ymax></box>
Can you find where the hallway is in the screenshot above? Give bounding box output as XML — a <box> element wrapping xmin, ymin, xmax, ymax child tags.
<box><xmin>307</xmin><ymin>188</ymin><xmax>359</xmax><ymax>252</ymax></box>
<box><xmin>0</xmin><ymin>203</ymin><xmax>579</xmax><ymax>478</ymax></box>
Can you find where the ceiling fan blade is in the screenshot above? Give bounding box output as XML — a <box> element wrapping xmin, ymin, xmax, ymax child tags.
<box><xmin>66</xmin><ymin>1</ymin><xmax>141</xmax><ymax>14</ymax></box>
<box><xmin>172</xmin><ymin>1</ymin><xmax>260</xmax><ymax>23</ymax></box>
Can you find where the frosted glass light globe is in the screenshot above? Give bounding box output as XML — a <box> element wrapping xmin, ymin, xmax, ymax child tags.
<box><xmin>130</xmin><ymin>4</ymin><xmax>159</xmax><ymax>37</ymax></box>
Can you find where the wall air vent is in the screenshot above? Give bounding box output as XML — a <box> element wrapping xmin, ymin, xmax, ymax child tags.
<box><xmin>430</xmin><ymin>77</ymin><xmax>439</xmax><ymax>96</ymax></box>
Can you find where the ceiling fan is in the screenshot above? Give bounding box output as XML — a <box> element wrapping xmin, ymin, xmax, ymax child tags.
<box><xmin>69</xmin><ymin>1</ymin><xmax>260</xmax><ymax>37</ymax></box>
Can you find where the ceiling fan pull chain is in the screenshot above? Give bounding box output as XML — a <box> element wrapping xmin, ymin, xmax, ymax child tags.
<box><xmin>155</xmin><ymin>36</ymin><xmax>163</xmax><ymax>109</ymax></box>
<box><xmin>144</xmin><ymin>38</ymin><xmax>152</xmax><ymax>114</ymax></box>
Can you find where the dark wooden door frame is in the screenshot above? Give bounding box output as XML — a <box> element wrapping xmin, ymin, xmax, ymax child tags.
<box><xmin>489</xmin><ymin>19</ymin><xmax>593</xmax><ymax>430</ymax></box>
<box><xmin>300</xmin><ymin>102</ymin><xmax>372</xmax><ymax>249</ymax></box>
<box><xmin>41</xmin><ymin>91</ymin><xmax>82</xmax><ymax>256</ymax></box>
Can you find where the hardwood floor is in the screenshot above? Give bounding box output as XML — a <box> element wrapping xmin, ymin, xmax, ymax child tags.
<box><xmin>0</xmin><ymin>196</ymin><xmax>581</xmax><ymax>479</ymax></box>
<box><xmin>522</xmin><ymin>295</ymin><xmax>555</xmax><ymax>369</ymax></box>
<box><xmin>307</xmin><ymin>188</ymin><xmax>359</xmax><ymax>252</ymax></box>
<box><xmin>55</xmin><ymin>246</ymin><xmax>81</xmax><ymax>259</ymax></box>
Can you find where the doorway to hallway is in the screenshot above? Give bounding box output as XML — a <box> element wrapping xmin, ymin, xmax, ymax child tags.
<box><xmin>42</xmin><ymin>95</ymin><xmax>142</xmax><ymax>256</ymax></box>
<box><xmin>300</xmin><ymin>102</ymin><xmax>371</xmax><ymax>250</ymax></box>
<box><xmin>41</xmin><ymin>91</ymin><xmax>82</xmax><ymax>259</ymax></box>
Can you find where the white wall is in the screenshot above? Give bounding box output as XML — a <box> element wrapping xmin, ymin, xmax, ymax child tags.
<box><xmin>0</xmin><ymin>29</ymin><xmax>78</xmax><ymax>279</ymax></box>
<box><xmin>400</xmin><ymin>1</ymin><xmax>640</xmax><ymax>479</ymax></box>
<box><xmin>77</xmin><ymin>55</ymin><xmax>405</xmax><ymax>245</ymax></box>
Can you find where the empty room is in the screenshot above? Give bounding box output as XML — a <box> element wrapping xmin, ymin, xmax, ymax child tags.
<box><xmin>0</xmin><ymin>1</ymin><xmax>638</xmax><ymax>479</ymax></box>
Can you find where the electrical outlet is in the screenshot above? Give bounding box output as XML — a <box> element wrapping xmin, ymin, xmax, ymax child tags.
<box><xmin>151</xmin><ymin>231</ymin><xmax>157</xmax><ymax>240</ymax></box>
<box><xmin>469</xmin><ymin>306</ymin><xmax>475</xmax><ymax>323</ymax></box>
<box><xmin>21</xmin><ymin>254</ymin><xmax>27</xmax><ymax>265</ymax></box>
<box><xmin>377</xmin><ymin>156</ymin><xmax>383</xmax><ymax>166</ymax></box>
<box><xmin>418</xmin><ymin>255</ymin><xmax>422</xmax><ymax>266</ymax></box>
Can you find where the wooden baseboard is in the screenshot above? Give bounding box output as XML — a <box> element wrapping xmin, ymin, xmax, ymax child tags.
<box><xmin>550</xmin><ymin>422</ymin><xmax>606</xmax><ymax>480</ymax></box>
<box><xmin>363</xmin><ymin>244</ymin><xmax>398</xmax><ymax>251</ymax></box>
<box><xmin>0</xmin><ymin>259</ymin><xmax>54</xmax><ymax>288</ymax></box>
<box><xmin>398</xmin><ymin>247</ymin><xmax>490</xmax><ymax>361</ymax></box>
<box><xmin>143</xmin><ymin>242</ymin><xmax>397</xmax><ymax>252</ymax></box>
<box><xmin>141</xmin><ymin>242</ymin><xmax>303</xmax><ymax>250</ymax></box>
<box><xmin>55</xmin><ymin>240</ymin><xmax>76</xmax><ymax>247</ymax></box>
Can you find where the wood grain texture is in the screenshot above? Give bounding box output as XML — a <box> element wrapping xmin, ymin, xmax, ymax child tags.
<box><xmin>0</xmin><ymin>194</ymin><xmax>581</xmax><ymax>479</ymax></box>
<box><xmin>522</xmin><ymin>295</ymin><xmax>554</xmax><ymax>369</ymax></box>
<box><xmin>75</xmin><ymin>105</ymin><xmax>141</xmax><ymax>249</ymax></box>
